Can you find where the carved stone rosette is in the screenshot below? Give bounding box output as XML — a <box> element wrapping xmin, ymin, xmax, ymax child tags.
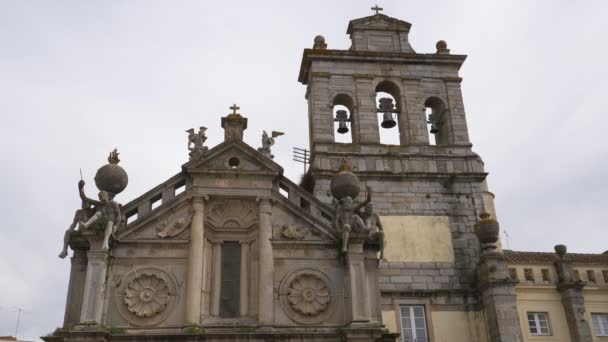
<box><xmin>124</xmin><ymin>273</ymin><xmax>170</xmax><ymax>318</ymax></box>
<box><xmin>279</xmin><ymin>269</ymin><xmax>337</xmax><ymax>325</ymax></box>
<box><xmin>114</xmin><ymin>267</ymin><xmax>179</xmax><ymax>327</ymax></box>
<box><xmin>287</xmin><ymin>274</ymin><xmax>330</xmax><ymax>315</ymax></box>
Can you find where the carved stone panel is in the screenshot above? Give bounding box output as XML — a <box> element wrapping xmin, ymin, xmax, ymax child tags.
<box><xmin>124</xmin><ymin>274</ymin><xmax>170</xmax><ymax>318</ymax></box>
<box><xmin>278</xmin><ymin>268</ymin><xmax>336</xmax><ymax>325</ymax></box>
<box><xmin>114</xmin><ymin>267</ymin><xmax>179</xmax><ymax>327</ymax></box>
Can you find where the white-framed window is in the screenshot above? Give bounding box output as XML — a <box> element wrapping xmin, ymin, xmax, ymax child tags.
<box><xmin>592</xmin><ymin>313</ymin><xmax>608</xmax><ymax>336</ymax></box>
<box><xmin>527</xmin><ymin>312</ymin><xmax>551</xmax><ymax>335</ymax></box>
<box><xmin>399</xmin><ymin>305</ymin><xmax>428</xmax><ymax>342</ymax></box>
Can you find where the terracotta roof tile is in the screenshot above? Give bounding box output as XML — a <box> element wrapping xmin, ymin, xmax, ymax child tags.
<box><xmin>504</xmin><ymin>250</ymin><xmax>608</xmax><ymax>265</ymax></box>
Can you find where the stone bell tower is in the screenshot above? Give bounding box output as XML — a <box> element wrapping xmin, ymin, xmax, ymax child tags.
<box><xmin>299</xmin><ymin>10</ymin><xmax>520</xmax><ymax>342</ymax></box>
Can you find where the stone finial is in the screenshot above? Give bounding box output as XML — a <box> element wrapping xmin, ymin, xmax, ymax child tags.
<box><xmin>475</xmin><ymin>212</ymin><xmax>500</xmax><ymax>254</ymax></box>
<box><xmin>313</xmin><ymin>35</ymin><xmax>327</xmax><ymax>50</ymax></box>
<box><xmin>435</xmin><ymin>40</ymin><xmax>450</xmax><ymax>54</ymax></box>
<box><xmin>555</xmin><ymin>244</ymin><xmax>568</xmax><ymax>259</ymax></box>
<box><xmin>221</xmin><ymin>104</ymin><xmax>248</xmax><ymax>142</ymax></box>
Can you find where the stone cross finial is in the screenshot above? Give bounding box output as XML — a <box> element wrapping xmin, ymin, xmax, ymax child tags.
<box><xmin>371</xmin><ymin>4</ymin><xmax>383</xmax><ymax>14</ymax></box>
<box><xmin>230</xmin><ymin>104</ymin><xmax>240</xmax><ymax>115</ymax></box>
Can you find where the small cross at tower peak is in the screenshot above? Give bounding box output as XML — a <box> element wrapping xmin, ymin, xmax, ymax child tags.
<box><xmin>371</xmin><ymin>4</ymin><xmax>383</xmax><ymax>15</ymax></box>
<box><xmin>229</xmin><ymin>103</ymin><xmax>240</xmax><ymax>115</ymax></box>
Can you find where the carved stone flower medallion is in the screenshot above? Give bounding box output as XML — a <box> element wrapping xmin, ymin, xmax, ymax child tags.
<box><xmin>287</xmin><ymin>274</ymin><xmax>330</xmax><ymax>316</ymax></box>
<box><xmin>124</xmin><ymin>273</ymin><xmax>170</xmax><ymax>318</ymax></box>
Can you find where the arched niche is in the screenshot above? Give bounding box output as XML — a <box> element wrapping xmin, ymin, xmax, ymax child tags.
<box><xmin>375</xmin><ymin>81</ymin><xmax>401</xmax><ymax>145</ymax></box>
<box><xmin>332</xmin><ymin>93</ymin><xmax>356</xmax><ymax>144</ymax></box>
<box><xmin>424</xmin><ymin>97</ymin><xmax>448</xmax><ymax>146</ymax></box>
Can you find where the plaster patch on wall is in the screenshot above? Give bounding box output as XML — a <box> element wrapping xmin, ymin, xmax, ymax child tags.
<box><xmin>381</xmin><ymin>309</ymin><xmax>397</xmax><ymax>333</ymax></box>
<box><xmin>381</xmin><ymin>216</ymin><xmax>454</xmax><ymax>263</ymax></box>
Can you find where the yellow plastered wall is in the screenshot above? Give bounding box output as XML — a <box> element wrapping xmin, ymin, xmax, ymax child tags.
<box><xmin>516</xmin><ymin>289</ymin><xmax>570</xmax><ymax>342</ymax></box>
<box><xmin>382</xmin><ymin>310</ymin><xmax>398</xmax><ymax>334</ymax></box>
<box><xmin>381</xmin><ymin>216</ymin><xmax>453</xmax><ymax>263</ymax></box>
<box><xmin>432</xmin><ymin>311</ymin><xmax>489</xmax><ymax>342</ymax></box>
<box><xmin>382</xmin><ymin>308</ymin><xmax>489</xmax><ymax>342</ymax></box>
<box><xmin>584</xmin><ymin>291</ymin><xmax>608</xmax><ymax>341</ymax></box>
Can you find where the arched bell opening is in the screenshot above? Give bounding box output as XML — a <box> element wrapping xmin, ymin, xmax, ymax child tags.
<box><xmin>424</xmin><ymin>97</ymin><xmax>447</xmax><ymax>146</ymax></box>
<box><xmin>375</xmin><ymin>81</ymin><xmax>401</xmax><ymax>145</ymax></box>
<box><xmin>332</xmin><ymin>94</ymin><xmax>355</xmax><ymax>144</ymax></box>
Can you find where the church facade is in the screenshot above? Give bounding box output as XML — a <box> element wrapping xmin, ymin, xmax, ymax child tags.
<box><xmin>45</xmin><ymin>10</ymin><xmax>608</xmax><ymax>342</ymax></box>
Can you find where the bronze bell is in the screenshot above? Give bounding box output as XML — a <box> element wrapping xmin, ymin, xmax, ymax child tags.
<box><xmin>337</xmin><ymin>121</ymin><xmax>349</xmax><ymax>134</ymax></box>
<box><xmin>381</xmin><ymin>112</ymin><xmax>396</xmax><ymax>129</ymax></box>
<box><xmin>335</xmin><ymin>109</ymin><xmax>350</xmax><ymax>134</ymax></box>
<box><xmin>430</xmin><ymin>123</ymin><xmax>439</xmax><ymax>134</ymax></box>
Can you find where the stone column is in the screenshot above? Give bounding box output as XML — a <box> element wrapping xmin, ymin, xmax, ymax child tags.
<box><xmin>476</xmin><ymin>217</ymin><xmax>523</xmax><ymax>342</ymax></box>
<box><xmin>79</xmin><ymin>249</ymin><xmax>108</xmax><ymax>324</ymax></box>
<box><xmin>479</xmin><ymin>252</ymin><xmax>523</xmax><ymax>342</ymax></box>
<box><xmin>257</xmin><ymin>198</ymin><xmax>274</xmax><ymax>326</ymax></box>
<box><xmin>184</xmin><ymin>197</ymin><xmax>206</xmax><ymax>325</ymax></box>
<box><xmin>554</xmin><ymin>244</ymin><xmax>592</xmax><ymax>342</ymax></box>
<box><xmin>240</xmin><ymin>241</ymin><xmax>250</xmax><ymax>317</ymax></box>
<box><xmin>64</xmin><ymin>249</ymin><xmax>87</xmax><ymax>328</ymax></box>
<box><xmin>345</xmin><ymin>242</ymin><xmax>370</xmax><ymax>324</ymax></box>
<box><xmin>211</xmin><ymin>242</ymin><xmax>222</xmax><ymax>316</ymax></box>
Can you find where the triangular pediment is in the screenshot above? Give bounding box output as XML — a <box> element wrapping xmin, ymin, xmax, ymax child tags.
<box><xmin>183</xmin><ymin>139</ymin><xmax>283</xmax><ymax>176</ymax></box>
<box><xmin>347</xmin><ymin>14</ymin><xmax>411</xmax><ymax>34</ymax></box>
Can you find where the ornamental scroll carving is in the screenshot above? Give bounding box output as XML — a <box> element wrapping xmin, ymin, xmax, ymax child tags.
<box><xmin>281</xmin><ymin>224</ymin><xmax>310</xmax><ymax>240</ymax></box>
<box><xmin>287</xmin><ymin>274</ymin><xmax>330</xmax><ymax>316</ymax></box>
<box><xmin>124</xmin><ymin>273</ymin><xmax>170</xmax><ymax>318</ymax></box>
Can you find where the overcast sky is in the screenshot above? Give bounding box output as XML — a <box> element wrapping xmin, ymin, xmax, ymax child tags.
<box><xmin>1</xmin><ymin>0</ymin><xmax>607</xmax><ymax>340</ymax></box>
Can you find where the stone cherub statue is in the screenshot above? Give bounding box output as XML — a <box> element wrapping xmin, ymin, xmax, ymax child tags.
<box><xmin>186</xmin><ymin>126</ymin><xmax>208</xmax><ymax>160</ymax></box>
<box><xmin>77</xmin><ymin>180</ymin><xmax>123</xmax><ymax>251</ymax></box>
<box><xmin>257</xmin><ymin>130</ymin><xmax>284</xmax><ymax>159</ymax></box>
<box><xmin>333</xmin><ymin>187</ymin><xmax>371</xmax><ymax>254</ymax></box>
<box><xmin>359</xmin><ymin>202</ymin><xmax>386</xmax><ymax>261</ymax></box>
<box><xmin>58</xmin><ymin>183</ymin><xmax>97</xmax><ymax>258</ymax></box>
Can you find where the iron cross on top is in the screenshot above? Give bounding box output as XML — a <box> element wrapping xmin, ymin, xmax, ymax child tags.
<box><xmin>230</xmin><ymin>104</ymin><xmax>240</xmax><ymax>114</ymax></box>
<box><xmin>371</xmin><ymin>4</ymin><xmax>383</xmax><ymax>14</ymax></box>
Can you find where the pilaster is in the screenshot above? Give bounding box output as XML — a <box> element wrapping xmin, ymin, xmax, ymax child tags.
<box><xmin>63</xmin><ymin>249</ymin><xmax>87</xmax><ymax>328</ymax></box>
<box><xmin>184</xmin><ymin>196</ymin><xmax>206</xmax><ymax>325</ymax></box>
<box><xmin>240</xmin><ymin>241</ymin><xmax>250</xmax><ymax>317</ymax></box>
<box><xmin>79</xmin><ymin>249</ymin><xmax>109</xmax><ymax>324</ymax></box>
<box><xmin>479</xmin><ymin>252</ymin><xmax>523</xmax><ymax>342</ymax></box>
<box><xmin>345</xmin><ymin>242</ymin><xmax>371</xmax><ymax>324</ymax></box>
<box><xmin>554</xmin><ymin>245</ymin><xmax>593</xmax><ymax>342</ymax></box>
<box><xmin>257</xmin><ymin>198</ymin><xmax>274</xmax><ymax>326</ymax></box>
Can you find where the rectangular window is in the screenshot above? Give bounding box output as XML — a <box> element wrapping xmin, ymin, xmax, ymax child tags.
<box><xmin>603</xmin><ymin>270</ymin><xmax>608</xmax><ymax>283</ymax></box>
<box><xmin>587</xmin><ymin>270</ymin><xmax>596</xmax><ymax>283</ymax></box>
<box><xmin>509</xmin><ymin>268</ymin><xmax>518</xmax><ymax>280</ymax></box>
<box><xmin>524</xmin><ymin>268</ymin><xmax>534</xmax><ymax>281</ymax></box>
<box><xmin>219</xmin><ymin>241</ymin><xmax>241</xmax><ymax>318</ymax></box>
<box><xmin>400</xmin><ymin>305</ymin><xmax>428</xmax><ymax>342</ymax></box>
<box><xmin>541</xmin><ymin>269</ymin><xmax>550</xmax><ymax>282</ymax></box>
<box><xmin>527</xmin><ymin>312</ymin><xmax>551</xmax><ymax>336</ymax></box>
<box><xmin>592</xmin><ymin>313</ymin><xmax>608</xmax><ymax>336</ymax></box>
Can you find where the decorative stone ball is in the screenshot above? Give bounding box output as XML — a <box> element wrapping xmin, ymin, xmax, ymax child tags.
<box><xmin>330</xmin><ymin>171</ymin><xmax>360</xmax><ymax>199</ymax></box>
<box><xmin>476</xmin><ymin>219</ymin><xmax>500</xmax><ymax>244</ymax></box>
<box><xmin>95</xmin><ymin>163</ymin><xmax>128</xmax><ymax>195</ymax></box>
<box><xmin>314</xmin><ymin>35</ymin><xmax>326</xmax><ymax>45</ymax></box>
<box><xmin>554</xmin><ymin>244</ymin><xmax>567</xmax><ymax>258</ymax></box>
<box><xmin>436</xmin><ymin>40</ymin><xmax>448</xmax><ymax>51</ymax></box>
